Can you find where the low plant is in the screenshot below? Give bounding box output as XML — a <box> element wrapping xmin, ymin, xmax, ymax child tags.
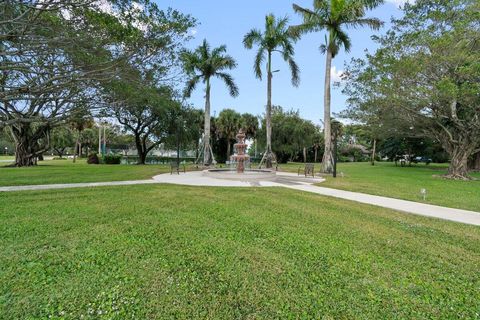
<box><xmin>103</xmin><ymin>154</ymin><xmax>122</xmax><ymax>165</ymax></box>
<box><xmin>87</xmin><ymin>153</ymin><xmax>100</xmax><ymax>164</ymax></box>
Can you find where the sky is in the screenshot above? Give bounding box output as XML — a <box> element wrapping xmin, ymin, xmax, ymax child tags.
<box><xmin>158</xmin><ymin>0</ymin><xmax>412</xmax><ymax>125</ymax></box>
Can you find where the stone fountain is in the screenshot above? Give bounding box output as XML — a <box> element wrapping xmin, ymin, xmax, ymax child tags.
<box><xmin>203</xmin><ymin>128</ymin><xmax>276</xmax><ymax>181</ymax></box>
<box><xmin>230</xmin><ymin>129</ymin><xmax>250</xmax><ymax>173</ymax></box>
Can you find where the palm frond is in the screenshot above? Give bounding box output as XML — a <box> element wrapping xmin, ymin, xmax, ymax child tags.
<box><xmin>288</xmin><ymin>58</ymin><xmax>300</xmax><ymax>87</ymax></box>
<box><xmin>211</xmin><ymin>44</ymin><xmax>227</xmax><ymax>58</ymax></box>
<box><xmin>275</xmin><ymin>15</ymin><xmax>290</xmax><ymax>31</ymax></box>
<box><xmin>184</xmin><ymin>75</ymin><xmax>201</xmax><ymax>98</ymax></box>
<box><xmin>281</xmin><ymin>40</ymin><xmax>296</xmax><ymax>59</ymax></box>
<box><xmin>291</xmin><ymin>4</ymin><xmax>328</xmax><ymax>36</ymax></box>
<box><xmin>180</xmin><ymin>49</ymin><xmax>201</xmax><ymax>75</ymax></box>
<box><xmin>361</xmin><ymin>0</ymin><xmax>385</xmax><ymax>10</ymax></box>
<box><xmin>319</xmin><ymin>43</ymin><xmax>327</xmax><ymax>54</ymax></box>
<box><xmin>292</xmin><ymin>3</ymin><xmax>317</xmax><ymax>16</ymax></box>
<box><xmin>288</xmin><ymin>24</ymin><xmax>309</xmax><ymax>38</ymax></box>
<box><xmin>215</xmin><ymin>54</ymin><xmax>237</xmax><ymax>71</ymax></box>
<box><xmin>254</xmin><ymin>48</ymin><xmax>265</xmax><ymax>79</ymax></box>
<box><xmin>217</xmin><ymin>72</ymin><xmax>239</xmax><ymax>97</ymax></box>
<box><xmin>334</xmin><ymin>29</ymin><xmax>352</xmax><ymax>55</ymax></box>
<box><xmin>345</xmin><ymin>17</ymin><xmax>383</xmax><ymax>31</ymax></box>
<box><xmin>243</xmin><ymin>28</ymin><xmax>263</xmax><ymax>49</ymax></box>
<box><xmin>198</xmin><ymin>39</ymin><xmax>210</xmax><ymax>61</ymax></box>
<box><xmin>313</xmin><ymin>0</ymin><xmax>329</xmax><ymax>10</ymax></box>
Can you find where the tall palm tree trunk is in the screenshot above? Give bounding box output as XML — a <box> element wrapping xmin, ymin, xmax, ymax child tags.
<box><xmin>203</xmin><ymin>78</ymin><xmax>212</xmax><ymax>166</ymax></box>
<box><xmin>321</xmin><ymin>47</ymin><xmax>333</xmax><ymax>173</ymax></box>
<box><xmin>265</xmin><ymin>51</ymin><xmax>273</xmax><ymax>168</ymax></box>
<box><xmin>73</xmin><ymin>134</ymin><xmax>79</xmax><ymax>163</ymax></box>
<box><xmin>226</xmin><ymin>140</ymin><xmax>231</xmax><ymax>162</ymax></box>
<box><xmin>371</xmin><ymin>138</ymin><xmax>377</xmax><ymax>166</ymax></box>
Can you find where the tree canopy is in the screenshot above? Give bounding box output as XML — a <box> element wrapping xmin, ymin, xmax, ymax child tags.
<box><xmin>0</xmin><ymin>0</ymin><xmax>195</xmax><ymax>166</ymax></box>
<box><xmin>342</xmin><ymin>0</ymin><xmax>480</xmax><ymax>179</ymax></box>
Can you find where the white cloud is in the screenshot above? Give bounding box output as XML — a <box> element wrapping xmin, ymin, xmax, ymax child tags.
<box><xmin>190</xmin><ymin>28</ymin><xmax>198</xmax><ymax>36</ymax></box>
<box><xmin>386</xmin><ymin>0</ymin><xmax>416</xmax><ymax>8</ymax></box>
<box><xmin>331</xmin><ymin>66</ymin><xmax>343</xmax><ymax>83</ymax></box>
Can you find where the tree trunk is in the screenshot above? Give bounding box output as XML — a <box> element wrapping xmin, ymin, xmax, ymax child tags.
<box><xmin>14</xmin><ymin>139</ymin><xmax>37</xmax><ymax>166</ymax></box>
<box><xmin>73</xmin><ymin>136</ymin><xmax>79</xmax><ymax>163</ymax></box>
<box><xmin>321</xmin><ymin>48</ymin><xmax>333</xmax><ymax>173</ymax></box>
<box><xmin>135</xmin><ymin>135</ymin><xmax>146</xmax><ymax>165</ymax></box>
<box><xmin>446</xmin><ymin>146</ymin><xmax>472</xmax><ymax>180</ymax></box>
<box><xmin>176</xmin><ymin>128</ymin><xmax>180</xmax><ymax>167</ymax></box>
<box><xmin>371</xmin><ymin>138</ymin><xmax>377</xmax><ymax>166</ymax></box>
<box><xmin>468</xmin><ymin>151</ymin><xmax>480</xmax><ymax>171</ymax></box>
<box><xmin>98</xmin><ymin>125</ymin><xmax>102</xmax><ymax>154</ymax></box>
<box><xmin>226</xmin><ymin>140</ymin><xmax>231</xmax><ymax>162</ymax></box>
<box><xmin>203</xmin><ymin>78</ymin><xmax>212</xmax><ymax>166</ymax></box>
<box><xmin>10</xmin><ymin>124</ymin><xmax>49</xmax><ymax>167</ymax></box>
<box><xmin>54</xmin><ymin>148</ymin><xmax>65</xmax><ymax>158</ymax></box>
<box><xmin>314</xmin><ymin>146</ymin><xmax>318</xmax><ymax>163</ymax></box>
<box><xmin>138</xmin><ymin>151</ymin><xmax>147</xmax><ymax>165</ymax></box>
<box><xmin>303</xmin><ymin>147</ymin><xmax>306</xmax><ymax>163</ymax></box>
<box><xmin>265</xmin><ymin>51</ymin><xmax>273</xmax><ymax>168</ymax></box>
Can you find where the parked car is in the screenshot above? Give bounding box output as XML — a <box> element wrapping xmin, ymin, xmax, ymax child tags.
<box><xmin>413</xmin><ymin>156</ymin><xmax>432</xmax><ymax>165</ymax></box>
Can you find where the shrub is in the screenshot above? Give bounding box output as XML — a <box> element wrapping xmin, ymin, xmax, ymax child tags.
<box><xmin>103</xmin><ymin>154</ymin><xmax>121</xmax><ymax>165</ymax></box>
<box><xmin>87</xmin><ymin>153</ymin><xmax>100</xmax><ymax>164</ymax></box>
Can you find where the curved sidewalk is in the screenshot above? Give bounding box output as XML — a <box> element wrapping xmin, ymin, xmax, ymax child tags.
<box><xmin>0</xmin><ymin>180</ymin><xmax>159</xmax><ymax>192</ymax></box>
<box><xmin>150</xmin><ymin>171</ymin><xmax>480</xmax><ymax>226</ymax></box>
<box><xmin>0</xmin><ymin>171</ymin><xmax>479</xmax><ymax>226</ymax></box>
<box><xmin>283</xmin><ymin>184</ymin><xmax>480</xmax><ymax>226</ymax></box>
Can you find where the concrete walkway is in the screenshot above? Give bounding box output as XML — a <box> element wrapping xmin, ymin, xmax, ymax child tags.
<box><xmin>149</xmin><ymin>171</ymin><xmax>480</xmax><ymax>226</ymax></box>
<box><xmin>0</xmin><ymin>179</ymin><xmax>159</xmax><ymax>192</ymax></box>
<box><xmin>152</xmin><ymin>171</ymin><xmax>325</xmax><ymax>187</ymax></box>
<box><xmin>1</xmin><ymin>171</ymin><xmax>479</xmax><ymax>226</ymax></box>
<box><xmin>282</xmin><ymin>184</ymin><xmax>480</xmax><ymax>226</ymax></box>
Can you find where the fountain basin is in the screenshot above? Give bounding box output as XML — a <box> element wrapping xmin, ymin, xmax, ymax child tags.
<box><xmin>203</xmin><ymin>168</ymin><xmax>276</xmax><ymax>181</ymax></box>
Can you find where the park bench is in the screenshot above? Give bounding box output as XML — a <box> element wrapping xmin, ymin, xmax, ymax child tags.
<box><xmin>170</xmin><ymin>161</ymin><xmax>186</xmax><ymax>175</ymax></box>
<box><xmin>298</xmin><ymin>163</ymin><xmax>315</xmax><ymax>178</ymax></box>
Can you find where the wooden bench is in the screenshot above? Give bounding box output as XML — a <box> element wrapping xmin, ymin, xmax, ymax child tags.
<box><xmin>170</xmin><ymin>161</ymin><xmax>186</xmax><ymax>175</ymax></box>
<box><xmin>298</xmin><ymin>163</ymin><xmax>315</xmax><ymax>178</ymax></box>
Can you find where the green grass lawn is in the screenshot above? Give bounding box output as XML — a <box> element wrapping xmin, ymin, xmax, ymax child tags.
<box><xmin>1</xmin><ymin>185</ymin><xmax>479</xmax><ymax>319</ymax></box>
<box><xmin>280</xmin><ymin>162</ymin><xmax>480</xmax><ymax>212</ymax></box>
<box><xmin>0</xmin><ymin>159</ymin><xmax>183</xmax><ymax>186</ymax></box>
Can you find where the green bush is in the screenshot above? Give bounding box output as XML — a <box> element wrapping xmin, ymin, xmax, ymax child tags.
<box><xmin>103</xmin><ymin>154</ymin><xmax>121</xmax><ymax>165</ymax></box>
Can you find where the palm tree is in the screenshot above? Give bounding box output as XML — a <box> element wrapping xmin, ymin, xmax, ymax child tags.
<box><xmin>243</xmin><ymin>14</ymin><xmax>300</xmax><ymax>168</ymax></box>
<box><xmin>181</xmin><ymin>39</ymin><xmax>239</xmax><ymax>166</ymax></box>
<box><xmin>217</xmin><ymin>108</ymin><xmax>242</xmax><ymax>161</ymax></box>
<box><xmin>241</xmin><ymin>113</ymin><xmax>259</xmax><ymax>141</ymax></box>
<box><xmin>291</xmin><ymin>0</ymin><xmax>383</xmax><ymax>173</ymax></box>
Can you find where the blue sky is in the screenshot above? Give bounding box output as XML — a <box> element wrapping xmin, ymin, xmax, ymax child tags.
<box><xmin>158</xmin><ymin>0</ymin><xmax>408</xmax><ymax>125</ymax></box>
